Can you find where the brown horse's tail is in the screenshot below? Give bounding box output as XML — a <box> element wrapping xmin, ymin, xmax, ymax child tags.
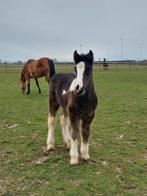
<box><xmin>49</xmin><ymin>59</ymin><xmax>55</xmax><ymax>78</ymax></box>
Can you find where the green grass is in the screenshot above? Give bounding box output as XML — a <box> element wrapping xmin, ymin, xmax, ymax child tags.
<box><xmin>0</xmin><ymin>66</ymin><xmax>147</xmax><ymax>195</ymax></box>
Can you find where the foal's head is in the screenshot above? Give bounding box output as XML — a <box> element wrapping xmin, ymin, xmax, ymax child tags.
<box><xmin>20</xmin><ymin>72</ymin><xmax>26</xmax><ymax>93</ymax></box>
<box><xmin>73</xmin><ymin>50</ymin><xmax>94</xmax><ymax>95</ymax></box>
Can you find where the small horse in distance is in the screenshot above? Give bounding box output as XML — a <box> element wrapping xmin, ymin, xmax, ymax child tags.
<box><xmin>46</xmin><ymin>50</ymin><xmax>98</xmax><ymax>165</ymax></box>
<box><xmin>103</xmin><ymin>58</ymin><xmax>109</xmax><ymax>71</ymax></box>
<box><xmin>20</xmin><ymin>57</ymin><xmax>55</xmax><ymax>94</ymax></box>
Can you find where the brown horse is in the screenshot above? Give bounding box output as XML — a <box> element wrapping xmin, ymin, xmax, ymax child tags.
<box><xmin>20</xmin><ymin>57</ymin><xmax>55</xmax><ymax>94</ymax></box>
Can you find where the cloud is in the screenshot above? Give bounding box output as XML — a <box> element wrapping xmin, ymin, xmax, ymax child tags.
<box><xmin>0</xmin><ymin>0</ymin><xmax>146</xmax><ymax>61</ymax></box>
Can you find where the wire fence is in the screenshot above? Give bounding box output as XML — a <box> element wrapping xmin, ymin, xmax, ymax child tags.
<box><xmin>0</xmin><ymin>62</ymin><xmax>147</xmax><ymax>73</ymax></box>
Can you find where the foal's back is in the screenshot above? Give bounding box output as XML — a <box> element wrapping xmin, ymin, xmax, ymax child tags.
<box><xmin>49</xmin><ymin>73</ymin><xmax>75</xmax><ymax>105</ymax></box>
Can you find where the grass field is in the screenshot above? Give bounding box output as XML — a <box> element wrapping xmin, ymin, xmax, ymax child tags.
<box><xmin>0</xmin><ymin>66</ymin><xmax>147</xmax><ymax>195</ymax></box>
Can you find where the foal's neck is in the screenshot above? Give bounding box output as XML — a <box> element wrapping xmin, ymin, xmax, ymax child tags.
<box><xmin>87</xmin><ymin>71</ymin><xmax>94</xmax><ymax>92</ymax></box>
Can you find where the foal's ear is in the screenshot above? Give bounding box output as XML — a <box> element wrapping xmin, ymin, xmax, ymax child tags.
<box><xmin>73</xmin><ymin>50</ymin><xmax>81</xmax><ymax>64</ymax></box>
<box><xmin>87</xmin><ymin>50</ymin><xmax>94</xmax><ymax>62</ymax></box>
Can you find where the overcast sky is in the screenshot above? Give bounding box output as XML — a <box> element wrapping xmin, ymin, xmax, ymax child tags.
<box><xmin>0</xmin><ymin>0</ymin><xmax>147</xmax><ymax>61</ymax></box>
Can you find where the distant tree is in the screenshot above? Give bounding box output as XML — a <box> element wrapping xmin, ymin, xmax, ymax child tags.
<box><xmin>16</xmin><ymin>61</ymin><xmax>23</xmax><ymax>65</ymax></box>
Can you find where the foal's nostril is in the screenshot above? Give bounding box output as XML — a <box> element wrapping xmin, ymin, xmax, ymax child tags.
<box><xmin>78</xmin><ymin>87</ymin><xmax>83</xmax><ymax>93</ymax></box>
<box><xmin>75</xmin><ymin>85</ymin><xmax>79</xmax><ymax>91</ymax></box>
<box><xmin>75</xmin><ymin>85</ymin><xmax>85</xmax><ymax>95</ymax></box>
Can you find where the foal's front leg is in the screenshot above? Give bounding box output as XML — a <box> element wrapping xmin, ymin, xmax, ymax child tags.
<box><xmin>80</xmin><ymin>115</ymin><xmax>95</xmax><ymax>163</ymax></box>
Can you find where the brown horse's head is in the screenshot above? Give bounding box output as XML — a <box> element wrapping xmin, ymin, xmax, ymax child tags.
<box><xmin>20</xmin><ymin>71</ymin><xmax>26</xmax><ymax>93</ymax></box>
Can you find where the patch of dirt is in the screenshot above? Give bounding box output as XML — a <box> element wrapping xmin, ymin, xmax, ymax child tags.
<box><xmin>69</xmin><ymin>179</ymin><xmax>82</xmax><ymax>186</ymax></box>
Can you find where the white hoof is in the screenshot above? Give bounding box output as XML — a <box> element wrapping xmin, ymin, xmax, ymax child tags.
<box><xmin>70</xmin><ymin>158</ymin><xmax>78</xmax><ymax>165</ymax></box>
<box><xmin>47</xmin><ymin>145</ymin><xmax>55</xmax><ymax>151</ymax></box>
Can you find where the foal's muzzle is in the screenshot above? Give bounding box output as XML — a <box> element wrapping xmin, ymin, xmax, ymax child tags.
<box><xmin>75</xmin><ymin>85</ymin><xmax>85</xmax><ymax>96</ymax></box>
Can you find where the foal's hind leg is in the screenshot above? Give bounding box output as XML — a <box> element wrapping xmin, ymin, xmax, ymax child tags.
<box><xmin>47</xmin><ymin>113</ymin><xmax>56</xmax><ymax>151</ymax></box>
<box><xmin>69</xmin><ymin>117</ymin><xmax>80</xmax><ymax>165</ymax></box>
<box><xmin>35</xmin><ymin>78</ymin><xmax>41</xmax><ymax>94</ymax></box>
<box><xmin>47</xmin><ymin>91</ymin><xmax>59</xmax><ymax>152</ymax></box>
<box><xmin>60</xmin><ymin>114</ymin><xmax>71</xmax><ymax>150</ymax></box>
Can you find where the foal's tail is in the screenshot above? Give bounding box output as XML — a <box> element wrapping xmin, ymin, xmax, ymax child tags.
<box><xmin>49</xmin><ymin>59</ymin><xmax>55</xmax><ymax>78</ymax></box>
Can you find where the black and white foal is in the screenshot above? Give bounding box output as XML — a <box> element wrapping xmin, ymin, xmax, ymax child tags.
<box><xmin>46</xmin><ymin>50</ymin><xmax>98</xmax><ymax>165</ymax></box>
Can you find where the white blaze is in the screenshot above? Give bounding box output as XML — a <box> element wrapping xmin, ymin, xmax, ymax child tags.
<box><xmin>75</xmin><ymin>62</ymin><xmax>85</xmax><ymax>89</ymax></box>
<box><xmin>62</xmin><ymin>62</ymin><xmax>85</xmax><ymax>95</ymax></box>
